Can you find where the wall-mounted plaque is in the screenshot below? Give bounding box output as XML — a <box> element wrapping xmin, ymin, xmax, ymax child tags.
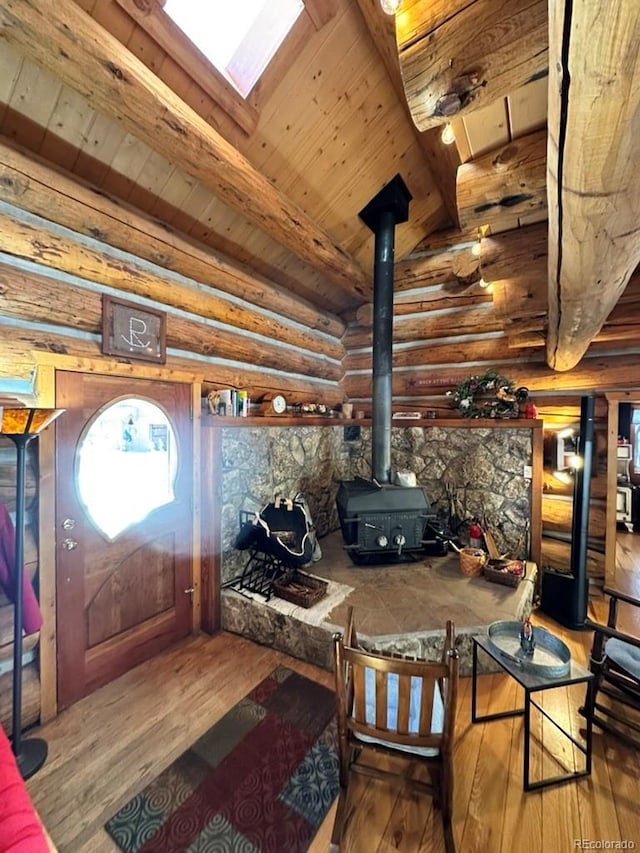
<box><xmin>102</xmin><ymin>295</ymin><xmax>166</xmax><ymax>364</ymax></box>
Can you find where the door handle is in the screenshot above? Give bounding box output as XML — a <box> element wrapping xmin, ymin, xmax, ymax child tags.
<box><xmin>184</xmin><ymin>587</ymin><xmax>195</xmax><ymax>596</ymax></box>
<box><xmin>62</xmin><ymin>538</ymin><xmax>78</xmax><ymax>551</ymax></box>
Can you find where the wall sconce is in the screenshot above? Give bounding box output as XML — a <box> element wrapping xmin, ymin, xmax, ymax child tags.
<box><xmin>552</xmin><ymin>426</ymin><xmax>583</xmax><ymax>483</ymax></box>
<box><xmin>380</xmin><ymin>0</ymin><xmax>401</xmax><ymax>14</ymax></box>
<box><xmin>0</xmin><ymin>407</ymin><xmax>65</xmax><ymax>779</ymax></box>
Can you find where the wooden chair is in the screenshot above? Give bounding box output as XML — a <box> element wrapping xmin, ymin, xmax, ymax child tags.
<box><xmin>331</xmin><ymin>608</ymin><xmax>459</xmax><ymax>853</ymax></box>
<box><xmin>583</xmin><ymin>587</ymin><xmax>640</xmax><ymax>748</ymax></box>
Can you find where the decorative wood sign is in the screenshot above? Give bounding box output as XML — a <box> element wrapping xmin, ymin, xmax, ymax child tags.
<box><xmin>102</xmin><ymin>295</ymin><xmax>166</xmax><ymax>364</ymax></box>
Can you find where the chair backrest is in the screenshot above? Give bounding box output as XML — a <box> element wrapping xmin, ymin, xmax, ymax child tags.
<box><xmin>334</xmin><ymin>610</ymin><xmax>458</xmax><ymax>756</ymax></box>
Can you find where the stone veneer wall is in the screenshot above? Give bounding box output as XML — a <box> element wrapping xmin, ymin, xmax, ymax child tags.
<box><xmin>358</xmin><ymin>425</ymin><xmax>534</xmax><ymax>558</ymax></box>
<box><xmin>219</xmin><ymin>425</ymin><xmax>357</xmax><ymax>583</ymax></box>
<box><xmin>218</xmin><ymin>423</ymin><xmax>534</xmax><ymax>584</ymax></box>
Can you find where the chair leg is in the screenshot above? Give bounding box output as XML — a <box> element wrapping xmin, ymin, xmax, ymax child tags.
<box><xmin>442</xmin><ymin>818</ymin><xmax>456</xmax><ymax>853</ymax></box>
<box><xmin>330</xmin><ymin>785</ymin><xmax>348</xmax><ymax>852</ymax></box>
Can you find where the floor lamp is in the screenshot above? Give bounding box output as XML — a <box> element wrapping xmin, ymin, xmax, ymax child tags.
<box><xmin>0</xmin><ymin>406</ymin><xmax>65</xmax><ymax>780</ymax></box>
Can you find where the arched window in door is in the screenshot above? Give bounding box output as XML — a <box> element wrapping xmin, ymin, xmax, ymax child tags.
<box><xmin>76</xmin><ymin>398</ymin><xmax>178</xmax><ymax>540</ymax></box>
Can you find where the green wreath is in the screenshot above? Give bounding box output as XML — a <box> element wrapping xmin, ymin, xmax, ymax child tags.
<box><xmin>448</xmin><ymin>369</ymin><xmax>521</xmax><ymax>419</ymax></box>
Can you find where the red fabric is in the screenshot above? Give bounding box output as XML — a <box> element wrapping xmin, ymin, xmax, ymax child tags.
<box><xmin>0</xmin><ymin>726</ymin><xmax>49</xmax><ymax>853</ymax></box>
<box><xmin>0</xmin><ymin>502</ymin><xmax>42</xmax><ymax>635</ymax></box>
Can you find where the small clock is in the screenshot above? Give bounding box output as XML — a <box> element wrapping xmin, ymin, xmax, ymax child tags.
<box><xmin>272</xmin><ymin>394</ymin><xmax>287</xmax><ymax>414</ymax></box>
<box><xmin>259</xmin><ymin>394</ymin><xmax>287</xmax><ymax>416</ymax></box>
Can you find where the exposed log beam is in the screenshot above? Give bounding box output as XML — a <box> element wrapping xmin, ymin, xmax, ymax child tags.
<box><xmin>396</xmin><ymin>0</ymin><xmax>547</xmax><ymax>132</ymax></box>
<box><xmin>0</xmin><ymin>0</ymin><xmax>369</xmax><ymax>300</ymax></box>
<box><xmin>546</xmin><ymin>0</ymin><xmax>640</xmax><ymax>371</ymax></box>
<box><xmin>457</xmin><ymin>130</ymin><xmax>547</xmax><ymax>231</ymax></box>
<box><xmin>353</xmin><ymin>0</ymin><xmax>460</xmax><ymax>227</ymax></box>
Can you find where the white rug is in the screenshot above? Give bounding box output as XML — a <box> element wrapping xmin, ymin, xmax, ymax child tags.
<box><xmin>224</xmin><ymin>571</ymin><xmax>354</xmax><ymax>627</ymax></box>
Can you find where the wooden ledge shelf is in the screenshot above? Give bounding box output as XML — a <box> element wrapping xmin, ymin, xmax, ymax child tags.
<box><xmin>203</xmin><ymin>416</ymin><xmax>543</xmax><ymax>429</ymax></box>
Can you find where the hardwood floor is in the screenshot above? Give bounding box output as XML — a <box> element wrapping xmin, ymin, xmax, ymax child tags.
<box><xmin>26</xmin><ymin>606</ymin><xmax>640</xmax><ymax>853</ymax></box>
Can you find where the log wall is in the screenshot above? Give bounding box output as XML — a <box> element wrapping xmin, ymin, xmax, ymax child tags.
<box><xmin>0</xmin><ymin>138</ymin><xmax>346</xmax><ymax>408</ymax></box>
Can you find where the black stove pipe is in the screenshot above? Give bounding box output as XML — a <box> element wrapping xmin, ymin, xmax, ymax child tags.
<box><xmin>359</xmin><ymin>175</ymin><xmax>412</xmax><ymax>483</ymax></box>
<box><xmin>371</xmin><ymin>209</ymin><xmax>396</xmax><ymax>483</ymax></box>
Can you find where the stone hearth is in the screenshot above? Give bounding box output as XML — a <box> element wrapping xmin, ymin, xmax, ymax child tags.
<box><xmin>222</xmin><ymin>531</ymin><xmax>537</xmax><ymax>676</ymax></box>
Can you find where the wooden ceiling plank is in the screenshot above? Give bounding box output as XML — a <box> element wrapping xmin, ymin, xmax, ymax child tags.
<box><xmin>353</xmin><ymin>0</ymin><xmax>459</xmax><ymax>227</ymax></box>
<box><xmin>457</xmin><ymin>128</ymin><xmax>547</xmax><ymax>231</ymax></box>
<box><xmin>303</xmin><ymin>0</ymin><xmax>339</xmax><ymax>30</ymax></box>
<box><xmin>546</xmin><ymin>0</ymin><xmax>640</xmax><ymax>371</ymax></box>
<box><xmin>0</xmin><ymin>0</ymin><xmax>368</xmax><ymax>300</ymax></box>
<box><xmin>460</xmin><ymin>98</ymin><xmax>510</xmax><ymax>160</ymax></box>
<box><xmin>507</xmin><ymin>76</ymin><xmax>548</xmax><ymax>138</ymax></box>
<box><xmin>396</xmin><ymin>0</ymin><xmax>548</xmax><ymax>132</ymax></box>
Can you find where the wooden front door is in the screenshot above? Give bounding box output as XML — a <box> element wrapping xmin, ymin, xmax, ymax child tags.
<box><xmin>55</xmin><ymin>371</ymin><xmax>193</xmax><ymax>709</ymax></box>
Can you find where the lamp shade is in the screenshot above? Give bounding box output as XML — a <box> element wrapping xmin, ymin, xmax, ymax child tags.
<box><xmin>0</xmin><ymin>408</ymin><xmax>65</xmax><ymax>436</ymax></box>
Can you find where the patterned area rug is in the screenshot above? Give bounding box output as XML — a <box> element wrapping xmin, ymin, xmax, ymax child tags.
<box><xmin>105</xmin><ymin>666</ymin><xmax>339</xmax><ymax>852</ymax></box>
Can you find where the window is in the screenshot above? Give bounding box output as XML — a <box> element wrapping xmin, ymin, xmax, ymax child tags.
<box><xmin>164</xmin><ymin>0</ymin><xmax>304</xmax><ymax>98</ymax></box>
<box><xmin>77</xmin><ymin>399</ymin><xmax>177</xmax><ymax>540</ymax></box>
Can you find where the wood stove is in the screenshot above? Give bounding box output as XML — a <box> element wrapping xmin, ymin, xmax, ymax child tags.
<box><xmin>336</xmin><ymin>176</ymin><xmax>450</xmax><ymax>564</ymax></box>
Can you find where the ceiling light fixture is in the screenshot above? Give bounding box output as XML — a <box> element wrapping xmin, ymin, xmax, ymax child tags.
<box><xmin>478</xmin><ymin>277</ymin><xmax>490</xmax><ymax>289</ymax></box>
<box><xmin>441</xmin><ymin>122</ymin><xmax>456</xmax><ymax>145</ymax></box>
<box><xmin>380</xmin><ymin>0</ymin><xmax>402</xmax><ymax>15</ymax></box>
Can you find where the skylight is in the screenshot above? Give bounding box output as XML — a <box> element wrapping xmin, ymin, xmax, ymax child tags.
<box><xmin>164</xmin><ymin>0</ymin><xmax>304</xmax><ymax>99</ymax></box>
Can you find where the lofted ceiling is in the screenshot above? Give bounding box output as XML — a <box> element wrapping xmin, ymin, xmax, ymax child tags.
<box><xmin>0</xmin><ymin>0</ymin><xmax>638</xmax><ymax>383</ymax></box>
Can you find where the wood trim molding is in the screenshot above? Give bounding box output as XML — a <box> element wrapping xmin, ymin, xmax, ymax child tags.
<box><xmin>113</xmin><ymin>0</ymin><xmax>258</xmax><ymax>136</ymax></box>
<box><xmin>34</xmin><ymin>354</ymin><xmax>203</xmax><ymax>718</ymax></box>
<box><xmin>604</xmin><ymin>397</ymin><xmax>620</xmax><ymax>589</ymax></box>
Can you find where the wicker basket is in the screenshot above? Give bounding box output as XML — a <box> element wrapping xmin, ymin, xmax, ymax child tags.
<box><xmin>272</xmin><ymin>570</ymin><xmax>327</xmax><ymax>608</ymax></box>
<box><xmin>459</xmin><ymin>548</ymin><xmax>486</xmax><ymax>577</ymax></box>
<box><xmin>483</xmin><ymin>559</ymin><xmax>525</xmax><ymax>587</ymax></box>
